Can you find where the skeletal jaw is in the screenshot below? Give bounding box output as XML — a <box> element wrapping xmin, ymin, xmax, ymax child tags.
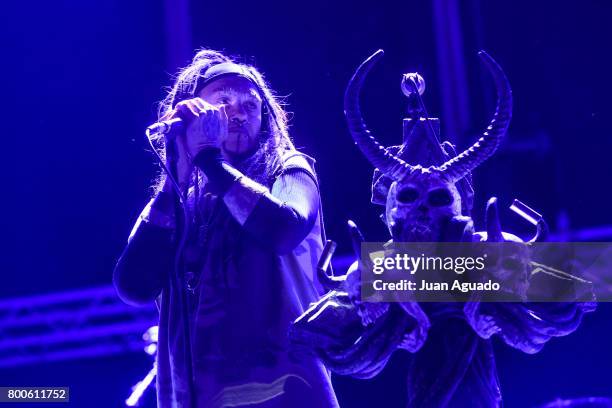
<box><xmin>386</xmin><ymin>169</ymin><xmax>463</xmax><ymax>242</ymax></box>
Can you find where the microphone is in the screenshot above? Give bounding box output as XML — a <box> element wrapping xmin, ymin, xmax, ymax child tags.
<box><xmin>146</xmin><ymin>118</ymin><xmax>184</xmax><ymax>136</ymax></box>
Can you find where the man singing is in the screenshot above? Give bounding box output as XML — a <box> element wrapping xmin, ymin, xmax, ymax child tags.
<box><xmin>113</xmin><ymin>49</ymin><xmax>339</xmax><ymax>408</ymax></box>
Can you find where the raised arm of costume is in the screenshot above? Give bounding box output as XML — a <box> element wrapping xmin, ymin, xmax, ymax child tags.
<box><xmin>195</xmin><ymin>148</ymin><xmax>319</xmax><ymax>255</ymax></box>
<box><xmin>113</xmin><ymin>192</ymin><xmax>175</xmax><ymax>306</ymax></box>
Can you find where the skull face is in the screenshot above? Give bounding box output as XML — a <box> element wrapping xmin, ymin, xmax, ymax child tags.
<box><xmin>386</xmin><ymin>167</ymin><xmax>462</xmax><ymax>241</ymax></box>
<box><xmin>488</xmin><ymin>238</ymin><xmax>531</xmax><ymax>300</ymax></box>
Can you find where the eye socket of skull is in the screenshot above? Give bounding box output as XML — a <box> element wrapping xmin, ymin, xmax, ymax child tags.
<box><xmin>501</xmin><ymin>257</ymin><xmax>524</xmax><ymax>272</ymax></box>
<box><xmin>397</xmin><ymin>187</ymin><xmax>420</xmax><ymax>204</ymax></box>
<box><xmin>427</xmin><ymin>188</ymin><xmax>454</xmax><ymax>207</ymax></box>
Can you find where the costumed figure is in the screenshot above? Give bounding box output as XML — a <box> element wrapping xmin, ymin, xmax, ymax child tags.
<box><xmin>290</xmin><ymin>50</ymin><xmax>595</xmax><ymax>407</ymax></box>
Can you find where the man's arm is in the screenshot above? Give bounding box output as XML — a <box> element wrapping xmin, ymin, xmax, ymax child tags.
<box><xmin>113</xmin><ymin>193</ymin><xmax>174</xmax><ymax>306</ymax></box>
<box><xmin>195</xmin><ymin>148</ymin><xmax>319</xmax><ymax>255</ymax></box>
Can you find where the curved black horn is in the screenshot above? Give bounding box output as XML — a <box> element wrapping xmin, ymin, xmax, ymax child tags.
<box><xmin>344</xmin><ymin>50</ymin><xmax>411</xmax><ymax>176</ymax></box>
<box><xmin>485</xmin><ymin>197</ymin><xmax>504</xmax><ymax>242</ymax></box>
<box><xmin>439</xmin><ymin>51</ymin><xmax>512</xmax><ymax>181</ymax></box>
<box><xmin>529</xmin><ymin>219</ymin><xmax>549</xmax><ymax>243</ymax></box>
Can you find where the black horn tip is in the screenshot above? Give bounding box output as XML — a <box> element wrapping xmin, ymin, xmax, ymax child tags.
<box><xmin>347</xmin><ymin>219</ymin><xmax>366</xmax><ymax>257</ymax></box>
<box><xmin>477</xmin><ymin>51</ymin><xmax>510</xmax><ymax>85</ymax></box>
<box><xmin>345</xmin><ymin>49</ymin><xmax>385</xmax><ymax>96</ymax></box>
<box><xmin>347</xmin><ymin>219</ymin><xmax>365</xmax><ymax>241</ymax></box>
<box><xmin>477</xmin><ymin>50</ymin><xmax>498</xmax><ymax>67</ymax></box>
<box><xmin>359</xmin><ymin>49</ymin><xmax>385</xmax><ymax>67</ymax></box>
<box><xmin>486</xmin><ymin>197</ymin><xmax>504</xmax><ymax>242</ymax></box>
<box><xmin>477</xmin><ymin>50</ymin><xmax>493</xmax><ymax>60</ymax></box>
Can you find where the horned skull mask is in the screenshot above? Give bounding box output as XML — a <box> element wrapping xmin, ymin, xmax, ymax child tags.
<box><xmin>386</xmin><ymin>167</ymin><xmax>462</xmax><ymax>241</ymax></box>
<box><xmin>344</xmin><ymin>50</ymin><xmax>512</xmax><ymax>241</ymax></box>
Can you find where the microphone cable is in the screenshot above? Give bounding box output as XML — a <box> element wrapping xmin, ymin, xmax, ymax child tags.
<box><xmin>144</xmin><ymin>127</ymin><xmax>197</xmax><ymax>408</ymax></box>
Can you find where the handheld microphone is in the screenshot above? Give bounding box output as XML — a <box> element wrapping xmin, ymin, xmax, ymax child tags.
<box><xmin>146</xmin><ymin>118</ymin><xmax>184</xmax><ymax>136</ymax></box>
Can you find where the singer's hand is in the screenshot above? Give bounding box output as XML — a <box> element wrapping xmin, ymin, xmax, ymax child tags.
<box><xmin>174</xmin><ymin>98</ymin><xmax>228</xmax><ymax>158</ymax></box>
<box><xmin>160</xmin><ymin>98</ymin><xmax>227</xmax><ymax>192</ymax></box>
